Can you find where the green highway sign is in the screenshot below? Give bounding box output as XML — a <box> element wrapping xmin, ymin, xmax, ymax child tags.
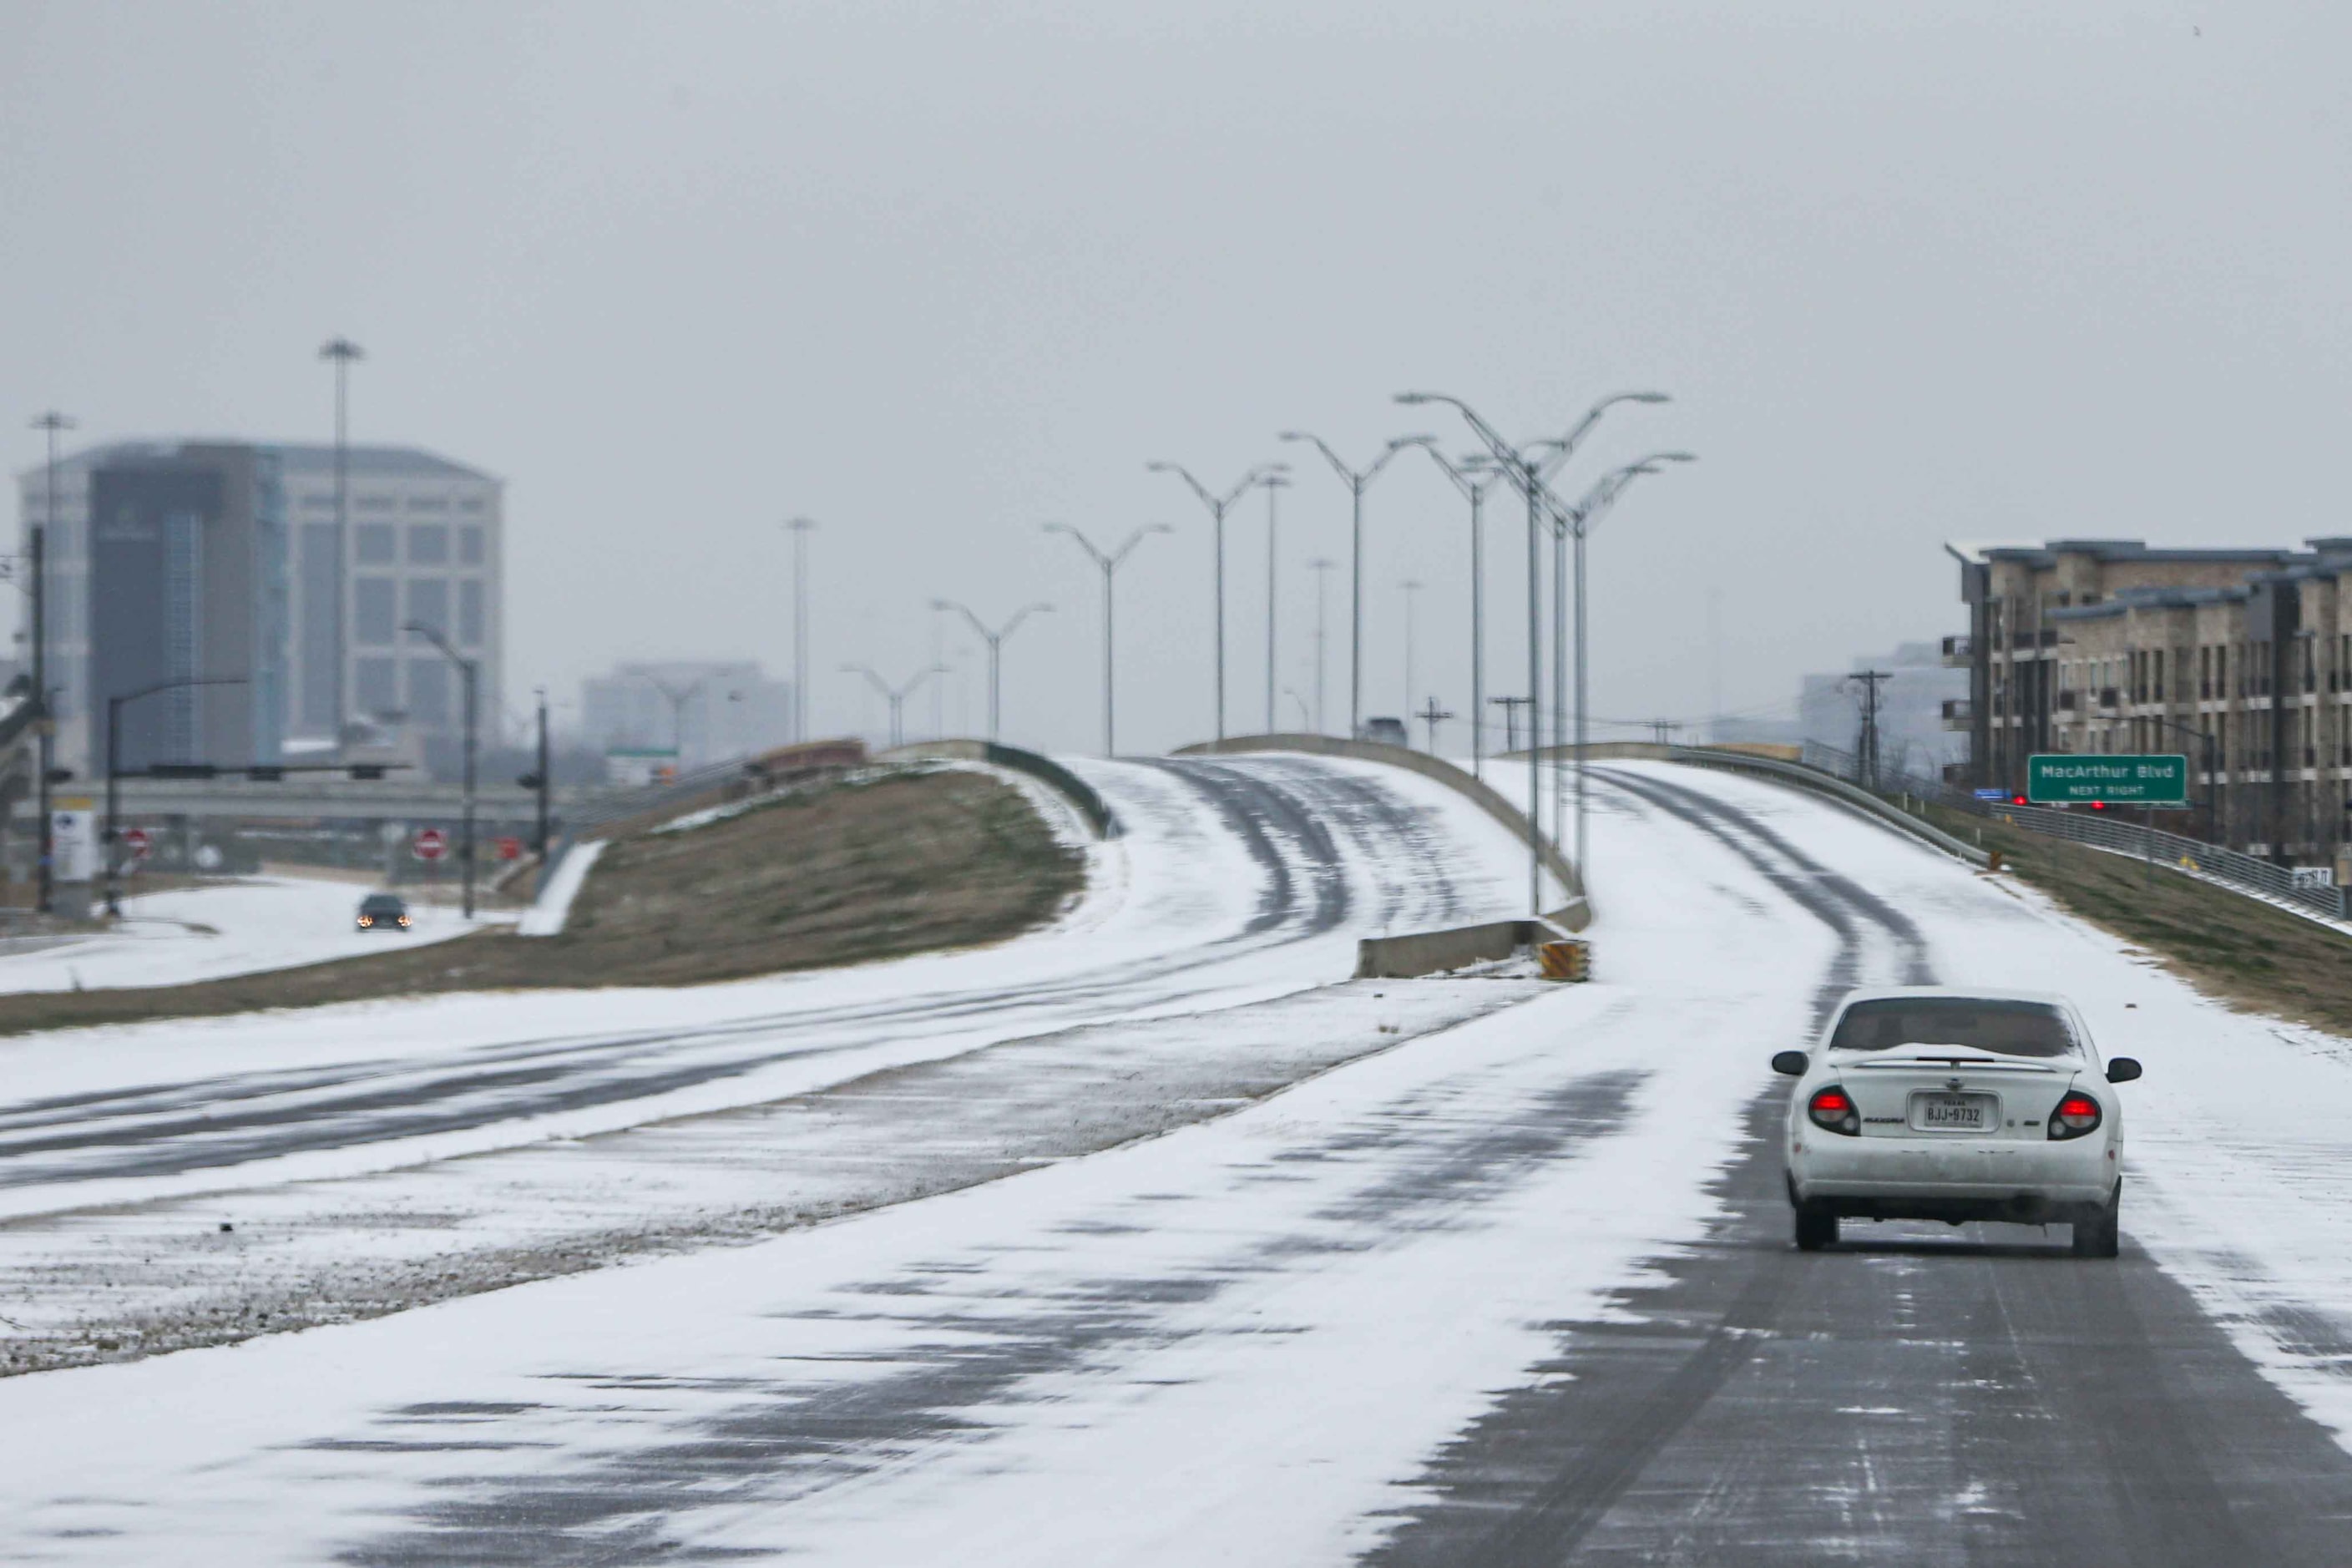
<box><xmin>2026</xmin><ymin>753</ymin><xmax>2190</xmax><ymax>807</ymax></box>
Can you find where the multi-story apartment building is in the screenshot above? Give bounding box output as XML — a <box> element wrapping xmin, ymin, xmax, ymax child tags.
<box><xmin>580</xmin><ymin>660</ymin><xmax>794</xmax><ymax>776</ymax></box>
<box><xmin>14</xmin><ymin>439</ymin><xmax>502</xmax><ymax>781</ymax></box>
<box><xmin>1947</xmin><ymin>538</ymin><xmax>2352</xmax><ymax>859</ymax></box>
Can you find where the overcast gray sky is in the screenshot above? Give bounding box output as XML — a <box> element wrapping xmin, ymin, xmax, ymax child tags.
<box><xmin>6</xmin><ymin>0</ymin><xmax>2345</xmax><ymax>756</ymax></box>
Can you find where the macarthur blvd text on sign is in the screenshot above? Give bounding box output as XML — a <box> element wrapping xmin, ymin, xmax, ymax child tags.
<box><xmin>2026</xmin><ymin>754</ymin><xmax>2189</xmax><ymax>806</ymax></box>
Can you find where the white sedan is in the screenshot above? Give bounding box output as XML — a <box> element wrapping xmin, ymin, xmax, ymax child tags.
<box><xmin>1775</xmin><ymin>986</ymin><xmax>2139</xmax><ymax>1257</ymax></box>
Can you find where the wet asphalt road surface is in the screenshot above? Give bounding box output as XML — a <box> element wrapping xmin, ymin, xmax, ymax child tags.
<box><xmin>1364</xmin><ymin>767</ymin><xmax>2352</xmax><ymax>1565</ymax></box>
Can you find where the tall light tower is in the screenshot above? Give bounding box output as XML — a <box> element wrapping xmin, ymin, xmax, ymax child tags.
<box><xmin>1278</xmin><ymin>432</ymin><xmax>1429</xmax><ymax>741</ymax></box>
<box><xmin>781</xmin><ymin>517</ymin><xmax>817</xmax><ymax>742</ymax></box>
<box><xmin>318</xmin><ymin>338</ymin><xmax>363</xmax><ymax>744</ymax></box>
<box><xmin>1418</xmin><ymin>448</ymin><xmax>1513</xmax><ymax>778</ymax></box>
<box><xmin>27</xmin><ymin>411</ymin><xmax>73</xmax><ymax>914</ymax></box>
<box><xmin>1146</xmin><ymin>461</ymin><xmax>1284</xmax><ymax>742</ymax></box>
<box><xmin>1044</xmin><ymin>522</ymin><xmax>1170</xmax><ymax>756</ymax></box>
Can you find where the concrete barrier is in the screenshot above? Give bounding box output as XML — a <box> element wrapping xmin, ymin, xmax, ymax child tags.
<box><xmin>1354</xmin><ymin>916</ymin><xmax>1582</xmax><ymax>979</ymax></box>
<box><xmin>1176</xmin><ymin>733</ymin><xmax>1590</xmax><ymax>930</ymax></box>
<box><xmin>880</xmin><ymin>741</ymin><xmax>1121</xmax><ymax>840</ymax></box>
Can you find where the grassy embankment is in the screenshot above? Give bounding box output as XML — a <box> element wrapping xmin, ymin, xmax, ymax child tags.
<box><xmin>1923</xmin><ymin>800</ymin><xmax>2352</xmax><ymax>1036</ymax></box>
<box><xmin>0</xmin><ymin>766</ymin><xmax>1082</xmax><ymax>1036</ymax></box>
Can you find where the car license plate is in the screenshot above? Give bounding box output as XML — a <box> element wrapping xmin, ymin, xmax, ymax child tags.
<box><xmin>1910</xmin><ymin>1092</ymin><xmax>1996</xmax><ymax>1131</ymax></box>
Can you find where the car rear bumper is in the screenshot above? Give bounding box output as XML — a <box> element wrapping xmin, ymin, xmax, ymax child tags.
<box><xmin>1790</xmin><ymin>1136</ymin><xmax>2116</xmax><ymax>1216</ymax></box>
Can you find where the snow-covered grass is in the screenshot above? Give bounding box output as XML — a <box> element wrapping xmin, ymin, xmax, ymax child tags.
<box><xmin>515</xmin><ymin>839</ymin><xmax>603</xmax><ymax>936</ymax></box>
<box><xmin>0</xmin><ymin>875</ymin><xmax>493</xmax><ymax>995</ymax></box>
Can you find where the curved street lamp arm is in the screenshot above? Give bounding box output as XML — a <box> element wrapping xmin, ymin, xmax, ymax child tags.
<box><xmin>1043</xmin><ymin>522</ymin><xmax>1112</xmax><ymax>569</ymax></box>
<box><xmin>1277</xmin><ymin>430</ymin><xmax>1359</xmax><ymax>488</ymax></box>
<box><xmin>1146</xmin><ymin>461</ymin><xmax>1218</xmax><ymax>514</ymax></box>
<box><xmin>400</xmin><ymin>620</ymin><xmax>465</xmax><ymax>667</ymax></box>
<box><xmin>1393</xmin><ymin>392</ymin><xmax>1520</xmax><ymax>478</ymax></box>
<box><xmin>1364</xmin><ymin>433</ymin><xmax>1439</xmax><ymax>485</ymax></box>
<box><xmin>1535</xmin><ymin>391</ymin><xmax>1672</xmax><ymax>482</ymax></box>
<box><xmin>999</xmin><ymin>602</ymin><xmax>1053</xmax><ymax>641</ymax></box>
<box><xmin>1110</xmin><ymin>523</ymin><xmax>1174</xmax><ymax>567</ymax></box>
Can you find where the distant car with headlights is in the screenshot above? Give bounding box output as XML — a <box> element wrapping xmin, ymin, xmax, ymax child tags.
<box><xmin>1775</xmin><ymin>987</ymin><xmax>2139</xmax><ymax>1257</ymax></box>
<box><xmin>356</xmin><ymin>893</ymin><xmax>412</xmax><ymax>932</ymax></box>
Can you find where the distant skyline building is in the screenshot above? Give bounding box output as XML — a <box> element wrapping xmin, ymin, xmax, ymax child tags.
<box><xmin>580</xmin><ymin>660</ymin><xmax>793</xmax><ymax>776</ymax></box>
<box><xmin>13</xmin><ymin>439</ymin><xmax>503</xmax><ymax>781</ymax></box>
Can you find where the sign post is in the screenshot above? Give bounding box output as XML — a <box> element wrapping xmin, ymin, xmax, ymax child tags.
<box><xmin>412</xmin><ymin>827</ymin><xmax>448</xmax><ymax>908</ymax></box>
<box><xmin>2025</xmin><ymin>755</ymin><xmax>2190</xmax><ymax>807</ymax></box>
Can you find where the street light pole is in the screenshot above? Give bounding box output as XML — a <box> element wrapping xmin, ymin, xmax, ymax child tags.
<box><xmin>840</xmin><ymin>663</ymin><xmax>933</xmax><ymax>750</ymax></box>
<box><xmin>28</xmin><ymin>410</ymin><xmax>72</xmax><ymax>915</ymax></box>
<box><xmin>1395</xmin><ymin>393</ymin><xmax>1549</xmax><ymax>915</ymax></box>
<box><xmin>1400</xmin><ymin>579</ymin><xmax>1424</xmax><ymax>730</ymax></box>
<box><xmin>1044</xmin><ymin>523</ymin><xmax>1170</xmax><ymax>756</ymax></box>
<box><xmin>1541</xmin><ymin>453</ymin><xmax>1697</xmax><ymax>878</ymax></box>
<box><xmin>1278</xmin><ymin>432</ymin><xmax>1432</xmax><ymax>741</ymax></box>
<box><xmin>1261</xmin><ymin>470</ymin><xmax>1290</xmax><ymax>735</ymax></box>
<box><xmin>1305</xmin><ymin>558</ymin><xmax>1335</xmax><ymax>735</ymax></box>
<box><xmin>319</xmin><ymin>339</ymin><xmax>363</xmax><ymax>743</ymax></box>
<box><xmin>401</xmin><ymin>620</ymin><xmax>478</xmax><ymax>919</ymax></box>
<box><xmin>104</xmin><ymin>674</ymin><xmax>250</xmax><ymax>915</ymax></box>
<box><xmin>1147</xmin><ymin>462</ymin><xmax>1285</xmax><ymax>743</ymax></box>
<box><xmin>781</xmin><ymin>517</ymin><xmax>817</xmax><ymax>742</ymax></box>
<box><xmin>934</xmin><ymin>599</ymin><xmax>1052</xmax><ymax>742</ymax></box>
<box><xmin>532</xmin><ymin>686</ymin><xmax>550</xmax><ymax>859</ymax></box>
<box><xmin>1419</xmin><ymin>448</ymin><xmax>1510</xmax><ymax>778</ymax></box>
<box><xmin>638</xmin><ymin>674</ymin><xmax>707</xmax><ymax>765</ymax></box>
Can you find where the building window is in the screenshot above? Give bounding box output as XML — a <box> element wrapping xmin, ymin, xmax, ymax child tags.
<box><xmin>356</xmin><ymin>523</ymin><xmax>397</xmax><ymax>564</ymax></box>
<box><xmin>409</xmin><ymin>524</ymin><xmax>450</xmax><ymax>565</ymax></box>
<box><xmin>408</xmin><ymin>658</ymin><xmax>450</xmax><ymax>726</ymax></box>
<box><xmin>458</xmin><ymin>579</ymin><xmax>484</xmax><ymax>646</ymax></box>
<box><xmin>356</xmin><ymin>657</ymin><xmax>398</xmax><ymax>717</ymax></box>
<box><xmin>459</xmin><ymin>525</ymin><xmax>485</xmax><ymax>566</ymax></box>
<box><xmin>355</xmin><ymin>577</ymin><xmax>397</xmax><ymax>645</ymax></box>
<box><xmin>356</xmin><ymin>493</ymin><xmax>397</xmax><ymax>513</ymax></box>
<box><xmin>406</xmin><ymin>495</ymin><xmax>448</xmax><ymax>513</ymax></box>
<box><xmin>406</xmin><ymin>577</ymin><xmax>450</xmax><ymax>639</ymax></box>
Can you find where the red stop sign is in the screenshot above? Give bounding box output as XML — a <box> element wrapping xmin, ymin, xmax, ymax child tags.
<box><xmin>495</xmin><ymin>836</ymin><xmax>523</xmax><ymax>862</ymax></box>
<box><xmin>122</xmin><ymin>827</ymin><xmax>152</xmax><ymax>857</ymax></box>
<box><xmin>412</xmin><ymin>827</ymin><xmax>448</xmax><ymax>862</ymax></box>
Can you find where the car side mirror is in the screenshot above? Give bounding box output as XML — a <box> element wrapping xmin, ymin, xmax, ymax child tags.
<box><xmin>1771</xmin><ymin>1050</ymin><xmax>1809</xmax><ymax>1076</ymax></box>
<box><xmin>2105</xmin><ymin>1057</ymin><xmax>2142</xmax><ymax>1084</ymax></box>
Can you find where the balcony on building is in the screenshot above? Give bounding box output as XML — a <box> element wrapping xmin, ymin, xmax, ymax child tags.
<box><xmin>1941</xmin><ymin>634</ymin><xmax>1972</xmax><ymax>666</ymax></box>
<box><xmin>1941</xmin><ymin>698</ymin><xmax>1973</xmax><ymax>730</ymax></box>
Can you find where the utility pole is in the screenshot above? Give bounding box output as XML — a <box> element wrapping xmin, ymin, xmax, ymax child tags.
<box><xmin>1647</xmin><ymin>719</ymin><xmax>1685</xmax><ymax>746</ymax></box>
<box><xmin>1306</xmin><ymin>558</ymin><xmax>1336</xmax><ymax>734</ymax></box>
<box><xmin>928</xmin><ymin>601</ymin><xmax>946</xmax><ymax>741</ymax></box>
<box><xmin>1416</xmin><ymin>696</ymin><xmax>1456</xmax><ymax>753</ymax></box>
<box><xmin>1490</xmin><ymin>695</ymin><xmax>1532</xmax><ymax>754</ymax></box>
<box><xmin>28</xmin><ymin>411</ymin><xmax>70</xmax><ymax>915</ymax></box>
<box><xmin>781</xmin><ymin>517</ymin><xmax>817</xmax><ymax>742</ymax></box>
<box><xmin>1044</xmin><ymin>523</ymin><xmax>1170</xmax><ymax>756</ymax></box>
<box><xmin>1261</xmin><ymin>469</ymin><xmax>1289</xmax><ymax>735</ymax></box>
<box><xmin>531</xmin><ymin>688</ymin><xmax>550</xmax><ymax>858</ymax></box>
<box><xmin>1849</xmin><ymin>669</ymin><xmax>1894</xmax><ymax>792</ymax></box>
<box><xmin>319</xmin><ymin>339</ymin><xmax>363</xmax><ymax>744</ymax></box>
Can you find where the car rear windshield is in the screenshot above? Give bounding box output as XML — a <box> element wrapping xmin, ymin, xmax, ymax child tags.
<box><xmin>361</xmin><ymin>897</ymin><xmax>404</xmax><ymax>913</ymax></box>
<box><xmin>1828</xmin><ymin>998</ymin><xmax>2076</xmax><ymax>1059</ymax></box>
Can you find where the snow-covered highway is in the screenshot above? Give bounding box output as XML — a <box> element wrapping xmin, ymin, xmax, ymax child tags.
<box><xmin>3</xmin><ymin>754</ymin><xmax>2352</xmax><ymax>1563</ymax></box>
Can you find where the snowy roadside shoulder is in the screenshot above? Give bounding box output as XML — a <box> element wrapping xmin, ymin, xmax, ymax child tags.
<box><xmin>1837</xmin><ymin>849</ymin><xmax>2352</xmax><ymax>1460</ymax></box>
<box><xmin>517</xmin><ymin>841</ymin><xmax>604</xmax><ymax>937</ymax></box>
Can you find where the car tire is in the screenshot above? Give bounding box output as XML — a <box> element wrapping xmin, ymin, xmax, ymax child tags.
<box><xmin>2071</xmin><ymin>1179</ymin><xmax>2122</xmax><ymax>1259</ymax></box>
<box><xmin>1794</xmin><ymin>1201</ymin><xmax>1838</xmax><ymax>1252</ymax></box>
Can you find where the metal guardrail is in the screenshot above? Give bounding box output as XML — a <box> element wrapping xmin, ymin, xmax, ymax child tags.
<box><xmin>1796</xmin><ymin>740</ymin><xmax>2349</xmax><ymax>923</ymax></box>
<box><xmin>878</xmin><ymin>741</ymin><xmax>1120</xmax><ymax>839</ymax></box>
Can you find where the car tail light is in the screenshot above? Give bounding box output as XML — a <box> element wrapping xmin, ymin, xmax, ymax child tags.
<box><xmin>357</xmin><ymin>916</ymin><xmax>373</xmax><ymax>928</ymax></box>
<box><xmin>1808</xmin><ymin>1085</ymin><xmax>1860</xmax><ymax>1137</ymax></box>
<box><xmin>2047</xmin><ymin>1090</ymin><xmax>2104</xmax><ymax>1141</ymax></box>
<box><xmin>397</xmin><ymin>916</ymin><xmax>411</xmax><ymax>927</ymax></box>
